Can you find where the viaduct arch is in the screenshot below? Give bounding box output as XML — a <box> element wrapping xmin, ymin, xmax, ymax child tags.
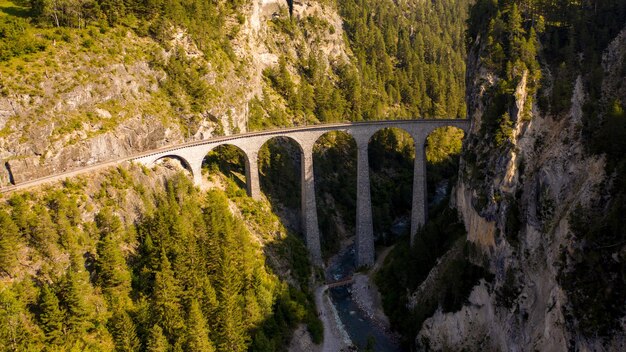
<box><xmin>133</xmin><ymin>120</ymin><xmax>470</xmax><ymax>267</ymax></box>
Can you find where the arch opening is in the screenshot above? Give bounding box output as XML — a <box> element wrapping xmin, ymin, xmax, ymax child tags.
<box><xmin>312</xmin><ymin>131</ymin><xmax>357</xmax><ymax>259</ymax></box>
<box><xmin>153</xmin><ymin>155</ymin><xmax>194</xmax><ymax>177</ymax></box>
<box><xmin>258</xmin><ymin>136</ymin><xmax>303</xmax><ymax>229</ymax></box>
<box><xmin>424</xmin><ymin>126</ymin><xmax>466</xmax><ymax>211</ymax></box>
<box><xmin>368</xmin><ymin>127</ymin><xmax>415</xmax><ymax>245</ymax></box>
<box><xmin>202</xmin><ymin>144</ymin><xmax>250</xmax><ymax>194</ymax></box>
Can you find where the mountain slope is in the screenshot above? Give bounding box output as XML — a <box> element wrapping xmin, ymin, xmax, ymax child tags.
<box><xmin>0</xmin><ymin>0</ymin><xmax>469</xmax><ymax>188</ymax></box>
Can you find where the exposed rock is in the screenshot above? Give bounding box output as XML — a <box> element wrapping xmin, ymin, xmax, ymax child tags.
<box><xmin>455</xmin><ymin>182</ymin><xmax>496</xmax><ymax>250</ymax></box>
<box><xmin>417</xmin><ymin>19</ymin><xmax>625</xmax><ymax>352</ymax></box>
<box><xmin>287</xmin><ymin>324</ymin><xmax>321</xmax><ymax>352</ymax></box>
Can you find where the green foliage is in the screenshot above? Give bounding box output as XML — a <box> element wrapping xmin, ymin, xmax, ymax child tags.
<box><xmin>157</xmin><ymin>47</ymin><xmax>215</xmax><ymax>121</ymax></box>
<box><xmin>0</xmin><ymin>280</ymin><xmax>45</xmax><ymax>351</ymax></box>
<box><xmin>95</xmin><ymin>208</ymin><xmax>132</xmax><ymax>300</ymax></box>
<box><xmin>494</xmin><ymin>112</ymin><xmax>514</xmax><ymax>147</ymax></box>
<box><xmin>30</xmin><ymin>0</ymin><xmax>102</xmax><ymax>27</ymax></box>
<box><xmin>425</xmin><ymin>127</ymin><xmax>465</xmax><ymax>190</ymax></box>
<box><xmin>37</xmin><ymin>284</ymin><xmax>64</xmax><ymax>345</ymax></box>
<box><xmin>0</xmin><ymin>170</ymin><xmax>318</xmax><ymax>351</ymax></box>
<box><xmin>338</xmin><ymin>0</ymin><xmax>469</xmax><ymax>119</ymax></box>
<box><xmin>203</xmin><ymin>144</ymin><xmax>247</xmax><ymax>190</ymax></box>
<box><xmin>109</xmin><ymin>311</ymin><xmax>141</xmax><ymax>352</ymax></box>
<box><xmin>254</xmin><ymin>0</ymin><xmax>469</xmax><ymax>123</ymax></box>
<box><xmin>0</xmin><ymin>209</ymin><xmax>20</xmax><ymax>275</ymax></box>
<box><xmin>0</xmin><ymin>16</ymin><xmax>45</xmax><ymax>61</ymax></box>
<box><xmin>146</xmin><ymin>324</ymin><xmax>169</xmax><ymax>352</ymax></box>
<box><xmin>186</xmin><ymin>299</ymin><xmax>215</xmax><ymax>352</ymax></box>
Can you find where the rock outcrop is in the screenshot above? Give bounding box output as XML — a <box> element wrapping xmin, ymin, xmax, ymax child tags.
<box><xmin>416</xmin><ymin>23</ymin><xmax>626</xmax><ymax>352</ymax></box>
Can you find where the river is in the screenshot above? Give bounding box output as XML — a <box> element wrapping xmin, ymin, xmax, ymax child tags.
<box><xmin>324</xmin><ymin>244</ymin><xmax>405</xmax><ymax>351</ymax></box>
<box><xmin>312</xmin><ymin>179</ymin><xmax>450</xmax><ymax>351</ymax></box>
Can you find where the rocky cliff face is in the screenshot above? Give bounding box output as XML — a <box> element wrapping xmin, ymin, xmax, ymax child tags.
<box><xmin>416</xmin><ymin>22</ymin><xmax>626</xmax><ymax>352</ymax></box>
<box><xmin>0</xmin><ymin>0</ymin><xmax>349</xmax><ymax>187</ymax></box>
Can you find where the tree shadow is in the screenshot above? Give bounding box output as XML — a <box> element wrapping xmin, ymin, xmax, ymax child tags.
<box><xmin>368</xmin><ymin>128</ymin><xmax>415</xmax><ymax>243</ymax></box>
<box><xmin>0</xmin><ymin>0</ymin><xmax>32</xmax><ymax>18</ymax></box>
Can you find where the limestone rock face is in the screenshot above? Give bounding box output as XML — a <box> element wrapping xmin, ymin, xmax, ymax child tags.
<box><xmin>416</xmin><ymin>24</ymin><xmax>626</xmax><ymax>352</ymax></box>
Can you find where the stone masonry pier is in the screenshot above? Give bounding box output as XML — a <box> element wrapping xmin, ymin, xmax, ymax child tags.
<box><xmin>132</xmin><ymin>120</ymin><xmax>470</xmax><ymax>267</ymax></box>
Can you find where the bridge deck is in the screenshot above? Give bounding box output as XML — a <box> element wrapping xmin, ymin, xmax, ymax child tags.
<box><xmin>326</xmin><ymin>277</ymin><xmax>354</xmax><ymax>288</ymax></box>
<box><xmin>0</xmin><ymin>119</ymin><xmax>470</xmax><ymax>194</ymax></box>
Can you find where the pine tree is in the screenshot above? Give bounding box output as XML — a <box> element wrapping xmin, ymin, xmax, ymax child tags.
<box><xmin>96</xmin><ymin>234</ymin><xmax>132</xmax><ymax>296</ymax></box>
<box><xmin>186</xmin><ymin>299</ymin><xmax>215</xmax><ymax>352</ymax></box>
<box><xmin>216</xmin><ymin>236</ymin><xmax>247</xmax><ymax>351</ymax></box>
<box><xmin>95</xmin><ymin>209</ymin><xmax>132</xmax><ymax>305</ymax></box>
<box><xmin>0</xmin><ymin>283</ymin><xmax>44</xmax><ymax>351</ymax></box>
<box><xmin>109</xmin><ymin>310</ymin><xmax>140</xmax><ymax>352</ymax></box>
<box><xmin>152</xmin><ymin>250</ymin><xmax>184</xmax><ymax>341</ymax></box>
<box><xmin>38</xmin><ymin>284</ymin><xmax>64</xmax><ymax>344</ymax></box>
<box><xmin>59</xmin><ymin>259</ymin><xmax>97</xmax><ymax>336</ymax></box>
<box><xmin>30</xmin><ymin>204</ymin><xmax>59</xmax><ymax>258</ymax></box>
<box><xmin>146</xmin><ymin>324</ymin><xmax>169</xmax><ymax>352</ymax></box>
<box><xmin>0</xmin><ymin>210</ymin><xmax>20</xmax><ymax>276</ymax></box>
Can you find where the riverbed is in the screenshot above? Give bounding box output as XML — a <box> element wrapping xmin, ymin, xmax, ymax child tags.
<box><xmin>324</xmin><ymin>243</ymin><xmax>405</xmax><ymax>352</ymax></box>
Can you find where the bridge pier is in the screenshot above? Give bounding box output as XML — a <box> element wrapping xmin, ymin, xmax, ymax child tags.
<box><xmin>410</xmin><ymin>140</ymin><xmax>427</xmax><ymax>246</ymax></box>
<box><xmin>124</xmin><ymin>120</ymin><xmax>470</xmax><ymax>266</ymax></box>
<box><xmin>355</xmin><ymin>138</ymin><xmax>375</xmax><ymax>267</ymax></box>
<box><xmin>301</xmin><ymin>145</ymin><xmax>322</xmax><ymax>265</ymax></box>
<box><xmin>245</xmin><ymin>151</ymin><xmax>262</xmax><ymax>200</ymax></box>
<box><xmin>193</xmin><ymin>169</ymin><xmax>203</xmax><ymax>186</ymax></box>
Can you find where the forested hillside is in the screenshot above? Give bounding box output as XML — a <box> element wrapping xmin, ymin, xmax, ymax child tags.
<box><xmin>0</xmin><ymin>166</ymin><xmax>320</xmax><ymax>351</ymax></box>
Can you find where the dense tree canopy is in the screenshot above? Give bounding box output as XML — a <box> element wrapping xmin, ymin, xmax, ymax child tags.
<box><xmin>0</xmin><ymin>172</ymin><xmax>319</xmax><ymax>351</ymax></box>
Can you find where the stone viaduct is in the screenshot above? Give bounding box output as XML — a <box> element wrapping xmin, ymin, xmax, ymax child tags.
<box><xmin>132</xmin><ymin>120</ymin><xmax>470</xmax><ymax>267</ymax></box>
